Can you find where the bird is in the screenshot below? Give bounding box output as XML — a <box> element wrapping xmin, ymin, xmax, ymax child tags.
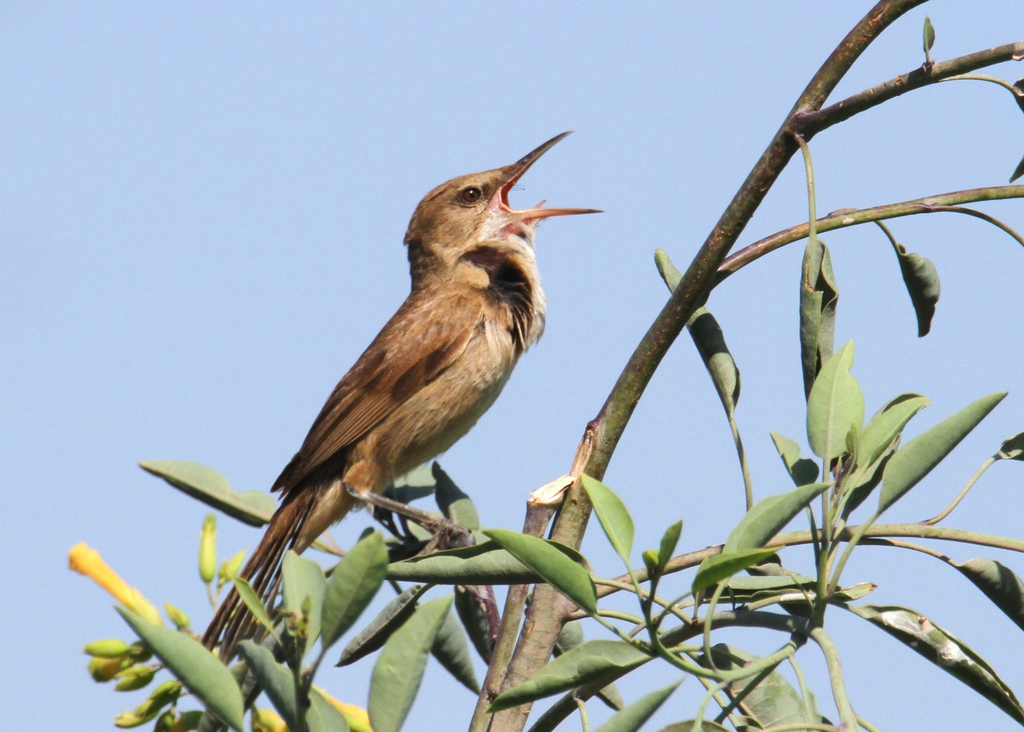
<box><xmin>203</xmin><ymin>131</ymin><xmax>599</xmax><ymax>657</ymax></box>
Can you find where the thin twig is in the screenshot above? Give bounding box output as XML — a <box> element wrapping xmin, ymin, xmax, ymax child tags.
<box><xmin>719</xmin><ymin>185</ymin><xmax>1024</xmax><ymax>280</ymax></box>
<box><xmin>591</xmin><ymin>522</ymin><xmax>1024</xmax><ymax>601</ymax></box>
<box><xmin>796</xmin><ymin>40</ymin><xmax>1024</xmax><ymax>133</ymax></box>
<box><xmin>921</xmin><ymin>455</ymin><xmax>998</xmax><ymax>525</ymax></box>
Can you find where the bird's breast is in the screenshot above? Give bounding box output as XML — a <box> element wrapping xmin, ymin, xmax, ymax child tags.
<box><xmin>363</xmin><ymin>313</ymin><xmax>526</xmax><ymax>482</ymax></box>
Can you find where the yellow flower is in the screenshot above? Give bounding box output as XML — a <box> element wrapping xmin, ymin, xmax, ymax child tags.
<box><xmin>317</xmin><ymin>688</ymin><xmax>373</xmax><ymax>732</ymax></box>
<box><xmin>69</xmin><ymin>543</ymin><xmax>163</xmax><ymax>625</ymax></box>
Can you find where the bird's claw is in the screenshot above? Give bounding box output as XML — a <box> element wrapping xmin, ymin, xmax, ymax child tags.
<box><xmin>345</xmin><ymin>483</ymin><xmax>470</xmax><ymax>547</ymax></box>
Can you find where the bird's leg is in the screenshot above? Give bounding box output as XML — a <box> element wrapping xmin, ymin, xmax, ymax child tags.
<box><xmin>345</xmin><ymin>483</ymin><xmax>471</xmax><ymax>547</ymax></box>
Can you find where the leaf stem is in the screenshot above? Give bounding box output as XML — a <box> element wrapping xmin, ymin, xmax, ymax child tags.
<box><xmin>795</xmin><ymin>40</ymin><xmax>1024</xmax><ymax>133</ymax></box>
<box><xmin>719</xmin><ymin>185</ymin><xmax>1024</xmax><ymax>280</ymax></box>
<box><xmin>940</xmin><ymin>72</ymin><xmax>1024</xmax><ymax>95</ymax></box>
<box><xmin>809</xmin><ymin>627</ymin><xmax>857</xmax><ymax>728</ymax></box>
<box><xmin>591</xmin><ymin>523</ymin><xmax>1024</xmax><ymax>601</ymax></box>
<box><xmin>921</xmin><ymin>455</ymin><xmax>998</xmax><ymax>525</ymax></box>
<box><xmin>574</xmin><ymin>698</ymin><xmax>590</xmax><ymax>732</ymax></box>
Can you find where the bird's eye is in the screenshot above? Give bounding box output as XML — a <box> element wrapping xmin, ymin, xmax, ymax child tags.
<box><xmin>460</xmin><ymin>186</ymin><xmax>483</xmax><ymax>204</ymax></box>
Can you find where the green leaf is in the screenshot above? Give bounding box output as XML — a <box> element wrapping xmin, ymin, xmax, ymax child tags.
<box><xmin>769</xmin><ymin>432</ymin><xmax>820</xmax><ymax>486</ymax></box>
<box><xmin>706</xmin><ymin>644</ymin><xmax>826</xmax><ymax>729</ymax></box>
<box><xmin>724</xmin><ymin>482</ymin><xmax>831</xmax><ymax>554</ymax></box>
<box><xmin>582</xmin><ymin>476</ymin><xmax>634</xmax><ymax>564</ymax></box>
<box><xmin>237</xmin><ymin>644</ymin><xmax>350</xmax><ymax>732</ymax></box>
<box><xmin>454</xmin><ymin>586</ymin><xmax>493</xmax><ymax>663</ymax></box>
<box><xmin>923</xmin><ymin>15</ymin><xmax>936</xmax><ymax>54</ymax></box>
<box><xmin>236</xmin><ymin>642</ymin><xmax>300</xmax><ymax>730</ymax></box>
<box><xmin>842</xmin><ymin>394</ymin><xmax>931</xmax><ymax>515</ymax></box>
<box><xmin>488</xmin><ymin>640</ymin><xmax>652</xmax><ymax>712</ymax></box>
<box><xmin>656</xmin><ymin>722</ymin><xmax>731</xmax><ymax>732</ymax></box>
<box><xmin>833</xmin><ymin>581</ymin><xmax>877</xmax><ymax>603</ymax></box>
<box><xmin>693</xmin><ymin>548</ymin><xmax>779</xmax><ymax>594</ymax></box>
<box><xmin>282</xmin><ymin>551</ymin><xmax>327</xmax><ymax>656</ymax></box>
<box><xmin>338</xmin><ymin>585</ymin><xmax>428</xmax><ymax>667</ymax></box>
<box><xmin>432</xmin><ymin>462</ymin><xmax>479</xmax><ymax>530</ymax></box>
<box><xmin>139</xmin><ymin>460</ymin><xmax>276</xmax><ymax>527</ymax></box>
<box><xmin>655</xmin><ymin>253</ymin><xmax>742</xmax><ymax>415</ymax></box>
<box><xmin>878</xmin><ymin>392</ymin><xmax>1006</xmax><ymax>514</ymax></box>
<box><xmin>308</xmin><ymin>688</ymin><xmax>351</xmax><ymax>732</ymax></box>
<box><xmin>231</xmin><ymin>578</ymin><xmax>276</xmax><ymax>637</ymax></box>
<box><xmin>858</xmin><ymin>394</ymin><xmax>930</xmax><ymax>469</ymax></box>
<box><xmin>117</xmin><ymin>608</ymin><xmax>244</xmax><ymax>732</ymax></box>
<box><xmin>807</xmin><ymin>341</ymin><xmax>864</xmax><ymax>461</ymax></box>
<box><xmin>997</xmin><ymin>431</ymin><xmax>1024</xmax><ymax>460</ymax></box>
<box><xmin>654</xmin><ymin>248</ymin><xmax>683</xmax><ymax>291</ymax></box>
<box><xmin>483</xmin><ymin>529</ymin><xmax>597</xmax><ymax>614</ymax></box>
<box><xmin>955</xmin><ymin>558</ymin><xmax>1024</xmax><ymax>632</ymax></box>
<box><xmin>848</xmin><ymin>604</ymin><xmax>1024</xmax><ymax>724</ymax></box>
<box><xmin>594</xmin><ymin>680</ymin><xmax>680</xmax><ymax>732</ymax></box>
<box><xmin>799</xmin><ymin>237</ymin><xmax>839</xmax><ymax>397</ymax></box>
<box><xmin>369</xmin><ymin>596</ymin><xmax>452</xmax><ymax>732</ymax></box>
<box><xmin>431</xmin><ymin>597</ymin><xmax>479</xmax><ymax>693</ymax></box>
<box><xmin>1014</xmin><ymin>79</ymin><xmax>1024</xmax><ymax>114</ymax></box>
<box><xmin>891</xmin><ymin>239</ymin><xmax>941</xmax><ymax>337</ymax></box>
<box><xmin>688</xmin><ymin>308</ymin><xmax>741</xmax><ymax>413</ymax></box>
<box><xmin>555</xmin><ymin>621</ymin><xmax>623</xmax><ymax>711</ymax></box>
<box><xmin>385</xmin><ymin>464</ymin><xmax>437</xmax><ymax>505</ymax></box>
<box><xmin>321</xmin><ymin>532</ymin><xmax>389</xmax><ymax>651</ymax></box>
<box><xmin>1011</xmin><ymin>152</ymin><xmax>1024</xmax><ymax>184</ymax></box>
<box><xmin>656</xmin><ymin>520</ymin><xmax>683</xmax><ymax>574</ymax></box>
<box><xmin>555</xmin><ymin>619</ymin><xmax>584</xmax><ymax>653</ymax></box>
<box><xmin>388</xmin><ymin>543</ymin><xmax>540</xmax><ymax>585</ymax></box>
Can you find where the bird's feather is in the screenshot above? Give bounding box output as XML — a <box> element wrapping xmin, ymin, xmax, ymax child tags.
<box><xmin>272</xmin><ymin>291</ymin><xmax>483</xmax><ymax>495</ymax></box>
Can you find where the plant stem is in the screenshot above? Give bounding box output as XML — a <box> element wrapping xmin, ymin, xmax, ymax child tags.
<box><xmin>719</xmin><ymin>185</ymin><xmax>1024</xmax><ymax>280</ymax></box>
<box><xmin>809</xmin><ymin>627</ymin><xmax>858</xmax><ymax>729</ymax></box>
<box><xmin>921</xmin><ymin>455</ymin><xmax>998</xmax><ymax>525</ymax></box>
<box><xmin>796</xmin><ymin>41</ymin><xmax>1024</xmax><ymax>133</ymax></box>
<box><xmin>591</xmin><ymin>523</ymin><xmax>1024</xmax><ymax>601</ymax></box>
<box><xmin>574</xmin><ymin>698</ymin><xmax>590</xmax><ymax>732</ymax></box>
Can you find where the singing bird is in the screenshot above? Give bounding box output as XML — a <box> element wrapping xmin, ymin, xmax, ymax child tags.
<box><xmin>204</xmin><ymin>132</ymin><xmax>599</xmax><ymax>656</ymax></box>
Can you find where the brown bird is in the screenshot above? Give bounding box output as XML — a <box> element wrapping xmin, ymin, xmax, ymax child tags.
<box><xmin>204</xmin><ymin>132</ymin><xmax>599</xmax><ymax>656</ymax></box>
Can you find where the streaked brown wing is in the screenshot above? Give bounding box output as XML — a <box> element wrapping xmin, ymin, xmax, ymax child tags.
<box><xmin>272</xmin><ymin>291</ymin><xmax>483</xmax><ymax>493</ymax></box>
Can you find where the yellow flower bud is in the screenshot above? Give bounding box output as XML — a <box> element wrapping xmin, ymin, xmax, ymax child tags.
<box><xmin>217</xmin><ymin>549</ymin><xmax>246</xmax><ymax>590</ymax></box>
<box><xmin>69</xmin><ymin>543</ymin><xmax>162</xmax><ymax>625</ymax></box>
<box><xmin>164</xmin><ymin>603</ymin><xmax>191</xmax><ymax>630</ymax></box>
<box><xmin>154</xmin><ymin>710</ymin><xmax>175</xmax><ymax>732</ymax></box>
<box><xmin>113</xmin><ymin>681</ymin><xmax>180</xmax><ymax>728</ymax></box>
<box><xmin>88</xmin><ymin>655</ymin><xmax>126</xmax><ymax>682</ymax></box>
<box><xmin>199</xmin><ymin>514</ymin><xmax>217</xmax><ymax>585</ymax></box>
<box><xmin>84</xmin><ymin>639</ymin><xmax>131</xmax><ymax>658</ymax></box>
<box><xmin>114</xmin><ymin>664</ymin><xmax>155</xmax><ymax>691</ymax></box>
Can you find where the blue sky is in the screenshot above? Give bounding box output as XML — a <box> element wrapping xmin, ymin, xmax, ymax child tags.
<box><xmin>4</xmin><ymin>2</ymin><xmax>1024</xmax><ymax>730</ymax></box>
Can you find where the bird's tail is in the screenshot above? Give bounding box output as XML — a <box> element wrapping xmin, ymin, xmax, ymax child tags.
<box><xmin>202</xmin><ymin>489</ymin><xmax>317</xmax><ymax>661</ymax></box>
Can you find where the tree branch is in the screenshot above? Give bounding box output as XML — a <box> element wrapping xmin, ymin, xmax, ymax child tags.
<box><xmin>593</xmin><ymin>523</ymin><xmax>1024</xmax><ymax>601</ymax></box>
<box><xmin>796</xmin><ymin>41</ymin><xmax>1024</xmax><ymax>135</ymax></box>
<box><xmin>717</xmin><ymin>185</ymin><xmax>1024</xmax><ymax>280</ymax></box>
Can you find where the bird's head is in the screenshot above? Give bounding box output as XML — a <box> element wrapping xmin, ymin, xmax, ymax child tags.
<box><xmin>403</xmin><ymin>132</ymin><xmax>599</xmax><ymax>287</ymax></box>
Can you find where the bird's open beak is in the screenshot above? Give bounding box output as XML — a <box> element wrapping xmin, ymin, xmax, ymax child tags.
<box><xmin>490</xmin><ymin>132</ymin><xmax>602</xmax><ymax>222</ymax></box>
